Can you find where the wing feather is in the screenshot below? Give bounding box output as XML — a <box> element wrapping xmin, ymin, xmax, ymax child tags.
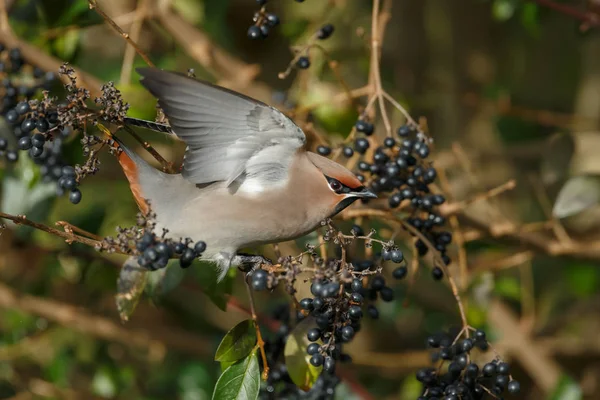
<box><xmin>137</xmin><ymin>68</ymin><xmax>305</xmax><ymax>187</ymax></box>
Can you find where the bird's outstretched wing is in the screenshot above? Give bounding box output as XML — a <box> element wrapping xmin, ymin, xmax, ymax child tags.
<box><xmin>137</xmin><ymin>68</ymin><xmax>306</xmax><ymax>188</ymax></box>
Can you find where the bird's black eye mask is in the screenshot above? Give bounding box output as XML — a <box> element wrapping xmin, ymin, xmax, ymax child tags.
<box><xmin>325</xmin><ymin>175</ymin><xmax>364</xmax><ymax>195</ymax></box>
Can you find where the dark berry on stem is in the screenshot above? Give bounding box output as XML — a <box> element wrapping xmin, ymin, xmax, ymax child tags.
<box><xmin>36</xmin><ymin>119</ymin><xmax>49</xmax><ymax>133</ymax></box>
<box><xmin>194</xmin><ymin>241</ymin><xmax>207</xmax><ymax>254</ymax></box>
<box><xmin>507</xmin><ymin>380</ymin><xmax>520</xmax><ymax>394</ymax></box>
<box><xmin>21</xmin><ymin>118</ymin><xmax>35</xmax><ymax>133</ymax></box>
<box><xmin>342</xmin><ymin>146</ymin><xmax>354</xmax><ymax>157</ymax></box>
<box><xmin>307</xmin><ymin>343</ymin><xmax>320</xmax><ymax>355</ymax></box>
<box><xmin>309</xmin><ymin>353</ymin><xmax>324</xmax><ymax>367</ymax></box>
<box><xmin>354</xmin><ymin>137</ymin><xmax>370</xmax><ymax>154</ymax></box>
<box><xmin>483</xmin><ymin>362</ymin><xmax>496</xmax><ymax>377</ymax></box>
<box><xmin>296</xmin><ymin>56</ymin><xmax>310</xmax><ymax>69</ymax></box>
<box><xmin>266</xmin><ymin>13</ymin><xmax>279</xmax><ymax>26</ymax></box>
<box><xmin>299</xmin><ymin>298</ymin><xmax>313</xmax><ymax>311</ymax></box>
<box><xmin>18</xmin><ymin>136</ymin><xmax>32</xmax><ymax>150</ymax></box>
<box><xmin>351</xmin><ymin>278</ymin><xmax>362</xmax><ymax>292</ymax></box>
<box><xmin>31</xmin><ymin>133</ymin><xmax>45</xmax><ymax>147</ymax></box>
<box><xmin>317</xmin><ymin>23</ymin><xmax>335</xmax><ymax>40</ymax></box>
<box><xmin>432</xmin><ymin>266</ymin><xmax>444</xmax><ymax>280</ymax></box>
<box><xmin>180</xmin><ymin>248</ymin><xmax>196</xmax><ymax>268</ymax></box>
<box><xmin>307</xmin><ymin>328</ymin><xmax>321</xmax><ymax>342</ymax></box>
<box><xmin>69</xmin><ymin>189</ymin><xmax>82</xmax><ymax>204</ymax></box>
<box><xmin>15</xmin><ymin>101</ymin><xmax>29</xmax><ymax>114</ymax></box>
<box><xmin>379</xmin><ymin>286</ymin><xmax>394</xmax><ymax>302</ymax></box>
<box><xmin>323</xmin><ymin>357</ymin><xmax>335</xmax><ymax>373</ymax></box>
<box><xmin>317</xmin><ymin>145</ymin><xmax>331</xmax><ymax>156</ymax></box>
<box><xmin>355</xmin><ymin>120</ymin><xmax>374</xmax><ymax>135</ymax></box>
<box><xmin>348</xmin><ymin>305</ymin><xmax>362</xmax><ymax>320</ymax></box>
<box><xmin>247</xmin><ymin>25</ymin><xmax>262</xmax><ymax>40</ymax></box>
<box><xmin>392</xmin><ymin>266</ymin><xmax>407</xmax><ymax>280</ymax></box>
<box><xmin>259</xmin><ymin>25</ymin><xmax>270</xmax><ymax>38</ymax></box>
<box><xmin>5</xmin><ymin>109</ymin><xmax>18</xmax><ymax>123</ymax></box>
<box><xmin>6</xmin><ymin>150</ymin><xmax>18</xmax><ymax>162</ymax></box>
<box><xmin>251</xmin><ymin>269</ymin><xmax>268</xmax><ymax>291</ymax></box>
<box><xmin>367</xmin><ymin>304</ymin><xmax>379</xmax><ymax>319</ymax></box>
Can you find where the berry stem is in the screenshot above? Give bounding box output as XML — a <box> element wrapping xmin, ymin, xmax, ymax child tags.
<box><xmin>0</xmin><ymin>212</ymin><xmax>108</xmax><ymax>250</ymax></box>
<box><xmin>55</xmin><ymin>221</ymin><xmax>103</xmax><ymax>242</ymax></box>
<box><xmin>244</xmin><ymin>275</ymin><xmax>270</xmax><ymax>380</ymax></box>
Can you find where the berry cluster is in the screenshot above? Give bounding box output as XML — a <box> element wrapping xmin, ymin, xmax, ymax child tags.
<box><xmin>0</xmin><ymin>49</ymin><xmax>88</xmax><ymax>202</ymax></box>
<box><xmin>249</xmin><ymin>221</ymin><xmax>409</xmax><ymax>395</ymax></box>
<box><xmin>135</xmin><ymin>230</ymin><xmax>207</xmax><ymax>270</ymax></box>
<box><xmin>318</xmin><ymin>123</ymin><xmax>452</xmax><ymax>280</ymax></box>
<box><xmin>248</xmin><ymin>1</ymin><xmax>280</xmax><ymax>40</ymax></box>
<box><xmin>99</xmin><ymin>204</ymin><xmax>207</xmax><ymax>270</ymax></box>
<box><xmin>260</xmin><ymin>304</ymin><xmax>341</xmax><ymax>400</ymax></box>
<box><xmin>417</xmin><ymin>328</ymin><xmax>520</xmax><ymax>399</ymax></box>
<box><xmin>3</xmin><ymin>98</ymin><xmax>85</xmax><ymax>203</ymax></box>
<box><xmin>295</xmin><ymin>24</ymin><xmax>335</xmax><ymax>71</ymax></box>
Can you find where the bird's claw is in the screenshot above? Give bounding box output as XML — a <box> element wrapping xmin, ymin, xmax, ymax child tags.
<box><xmin>235</xmin><ymin>253</ymin><xmax>272</xmax><ymax>274</ymax></box>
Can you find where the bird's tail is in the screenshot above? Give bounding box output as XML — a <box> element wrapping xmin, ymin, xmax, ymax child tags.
<box><xmin>123</xmin><ymin>117</ymin><xmax>174</xmax><ymax>135</ymax></box>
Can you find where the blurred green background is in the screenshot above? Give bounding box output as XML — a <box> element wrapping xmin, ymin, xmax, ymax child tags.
<box><xmin>2</xmin><ymin>0</ymin><xmax>600</xmax><ymax>399</ymax></box>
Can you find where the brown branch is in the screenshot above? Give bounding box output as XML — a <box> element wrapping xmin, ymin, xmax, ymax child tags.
<box><xmin>0</xmin><ymin>212</ymin><xmax>105</xmax><ymax>249</ymax></box>
<box><xmin>87</xmin><ymin>0</ymin><xmax>155</xmax><ymax>67</ymax></box>
<box><xmin>0</xmin><ymin>34</ymin><xmax>103</xmax><ymax>98</ymax></box>
<box><xmin>120</xmin><ymin>0</ymin><xmax>150</xmax><ymax>85</ymax></box>
<box><xmin>0</xmin><ymin>0</ymin><xmax>9</xmax><ymax>33</ymax></box>
<box><xmin>155</xmin><ymin>6</ymin><xmax>259</xmax><ymax>86</ymax></box>
<box><xmin>488</xmin><ymin>299</ymin><xmax>562</xmax><ymax>393</ymax></box>
<box><xmin>0</xmin><ymin>281</ymin><xmax>212</xmax><ymax>359</ymax></box>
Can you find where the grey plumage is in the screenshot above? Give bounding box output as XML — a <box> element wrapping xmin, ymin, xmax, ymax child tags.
<box><xmin>137</xmin><ymin>68</ymin><xmax>305</xmax><ymax>188</ymax></box>
<box><xmin>119</xmin><ymin>68</ymin><xmax>374</xmax><ymax>281</ymax></box>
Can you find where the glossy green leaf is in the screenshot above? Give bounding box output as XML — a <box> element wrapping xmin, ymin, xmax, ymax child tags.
<box><xmin>212</xmin><ymin>351</ymin><xmax>260</xmax><ymax>400</ymax></box>
<box><xmin>284</xmin><ymin>317</ymin><xmax>322</xmax><ymax>391</ymax></box>
<box><xmin>215</xmin><ymin>319</ymin><xmax>257</xmax><ymax>362</ymax></box>
<box><xmin>115</xmin><ymin>257</ymin><xmax>148</xmax><ymax>322</ymax></box>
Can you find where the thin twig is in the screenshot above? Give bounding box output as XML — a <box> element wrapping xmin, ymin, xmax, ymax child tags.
<box><xmin>1</xmin><ymin>212</ymin><xmax>106</xmax><ymax>250</ymax></box>
<box><xmin>245</xmin><ymin>277</ymin><xmax>270</xmax><ymax>380</ymax></box>
<box><xmin>369</xmin><ymin>0</ymin><xmax>393</xmax><ymax>137</ymax></box>
<box><xmin>120</xmin><ymin>0</ymin><xmax>149</xmax><ymax>85</ymax></box>
<box><xmin>87</xmin><ymin>0</ymin><xmax>155</xmax><ymax>67</ymax></box>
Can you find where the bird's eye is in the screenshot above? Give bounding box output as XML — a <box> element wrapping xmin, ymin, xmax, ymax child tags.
<box><xmin>329</xmin><ymin>179</ymin><xmax>342</xmax><ymax>192</ymax></box>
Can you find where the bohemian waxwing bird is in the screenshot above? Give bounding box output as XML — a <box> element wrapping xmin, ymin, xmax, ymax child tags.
<box><xmin>115</xmin><ymin>68</ymin><xmax>376</xmax><ymax>280</ymax></box>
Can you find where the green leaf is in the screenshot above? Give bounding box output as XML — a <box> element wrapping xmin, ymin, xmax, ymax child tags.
<box><xmin>215</xmin><ymin>319</ymin><xmax>257</xmax><ymax>363</ymax></box>
<box><xmin>566</xmin><ymin>263</ymin><xmax>600</xmax><ymax>299</ymax></box>
<box><xmin>115</xmin><ymin>257</ymin><xmax>148</xmax><ymax>322</ymax></box>
<box><xmin>192</xmin><ymin>261</ymin><xmax>236</xmax><ymax>311</ymax></box>
<box><xmin>284</xmin><ymin>317</ymin><xmax>322</xmax><ymax>391</ymax></box>
<box><xmin>212</xmin><ymin>351</ymin><xmax>260</xmax><ymax>400</ymax></box>
<box><xmin>494</xmin><ymin>277</ymin><xmax>521</xmax><ymax>301</ymax></box>
<box><xmin>520</xmin><ymin>3</ymin><xmax>540</xmax><ymax>35</ymax></box>
<box><xmin>549</xmin><ymin>375</ymin><xmax>582</xmax><ymax>400</ymax></box>
<box><xmin>53</xmin><ymin>29</ymin><xmax>80</xmax><ymax>60</ymax></box>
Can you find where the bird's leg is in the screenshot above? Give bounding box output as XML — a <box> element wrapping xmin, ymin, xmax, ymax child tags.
<box><xmin>235</xmin><ymin>253</ymin><xmax>272</xmax><ymax>273</ymax></box>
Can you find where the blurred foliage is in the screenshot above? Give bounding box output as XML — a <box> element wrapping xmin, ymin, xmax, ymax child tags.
<box><xmin>1</xmin><ymin>0</ymin><xmax>600</xmax><ymax>399</ymax></box>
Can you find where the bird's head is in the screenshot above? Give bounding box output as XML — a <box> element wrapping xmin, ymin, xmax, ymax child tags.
<box><xmin>306</xmin><ymin>152</ymin><xmax>377</xmax><ymax>216</ymax></box>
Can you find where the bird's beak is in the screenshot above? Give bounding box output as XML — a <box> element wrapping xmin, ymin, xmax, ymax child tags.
<box><xmin>352</xmin><ymin>187</ymin><xmax>377</xmax><ymax>199</ymax></box>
